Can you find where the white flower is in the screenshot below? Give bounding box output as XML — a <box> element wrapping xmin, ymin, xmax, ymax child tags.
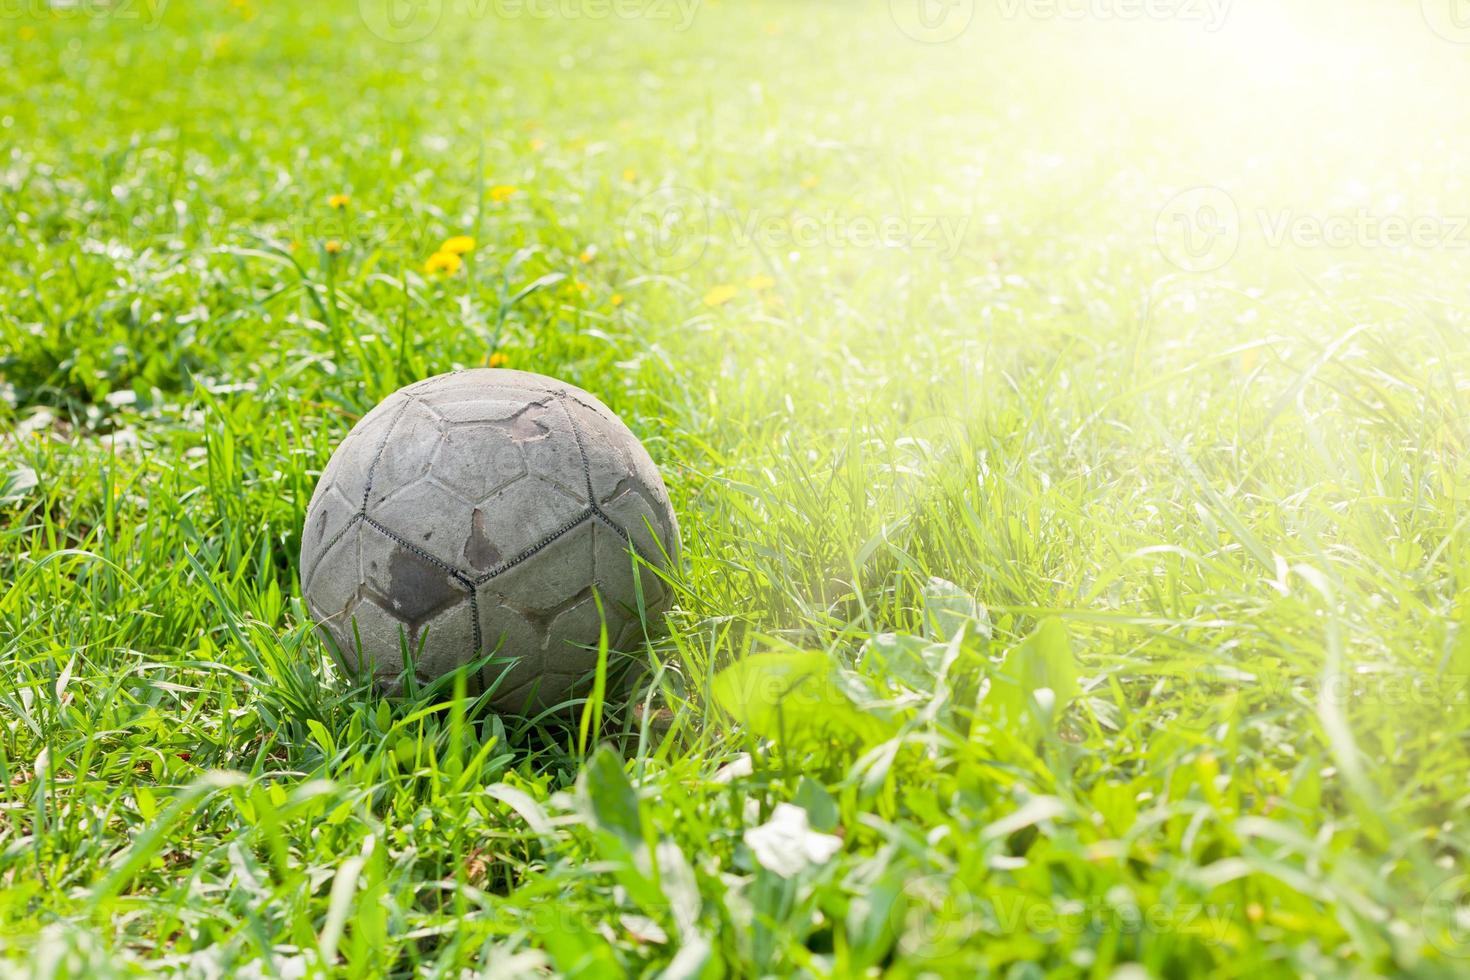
<box><xmin>744</xmin><ymin>803</ymin><xmax>842</xmax><ymax>878</ymax></box>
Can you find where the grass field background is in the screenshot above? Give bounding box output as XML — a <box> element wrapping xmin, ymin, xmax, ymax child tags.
<box><xmin>3</xmin><ymin>0</ymin><xmax>1470</xmax><ymax>975</ymax></box>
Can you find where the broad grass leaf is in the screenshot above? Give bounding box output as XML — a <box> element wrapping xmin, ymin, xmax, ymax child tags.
<box><xmin>982</xmin><ymin>617</ymin><xmax>1080</xmax><ymax>739</ymax></box>
<box><xmin>851</xmin><ymin>736</ymin><xmax>902</xmax><ymax>802</ymax></box>
<box><xmin>654</xmin><ymin>839</ymin><xmax>702</xmax><ymax>938</ymax></box>
<box><xmin>0</xmin><ymin>466</ymin><xmax>37</xmax><ymax>505</ymax></box>
<box><xmin>712</xmin><ymin>651</ymin><xmax>890</xmax><ymax>747</ymax></box>
<box><xmin>541</xmin><ymin>923</ymin><xmax>623</xmax><ymax>978</ymax></box>
<box><xmin>509</xmin><ymin>272</ymin><xmax>567</xmax><ymax>306</ymax></box>
<box><xmin>661</xmin><ymin>933</ymin><xmax>722</xmax><ymax>980</ymax></box>
<box><xmin>861</xmin><ymin>633</ymin><xmax>945</xmax><ymax>693</ymax></box>
<box><xmin>577</xmin><ymin>745</ymin><xmax>643</xmax><ymax>849</ymax></box>
<box><xmin>793</xmin><ymin>777</ymin><xmax>839</xmax><ymax>832</ymax></box>
<box><xmin>576</xmin><ymin>746</ymin><xmax>664</xmax><ymax>911</ymax></box>
<box><xmin>576</xmin><ymin>757</ymin><xmax>716</xmax><ymax>964</ymax></box>
<box><xmin>921</xmin><ymin>577</ymin><xmax>990</xmax><ymax>641</ymax></box>
<box><xmin>843</xmin><ymin>868</ymin><xmax>907</xmax><ymax>971</ymax></box>
<box><xmin>980</xmin><ymin>795</ymin><xmax>1067</xmax><ymax>841</ymax></box>
<box><xmin>485</xmin><ymin>782</ymin><xmax>554</xmax><ymax>837</ymax></box>
<box><xmin>306</xmin><ymin>719</ymin><xmax>335</xmax><ymax>756</ymax></box>
<box><xmin>318</xmin><ymin>847</ymin><xmax>366</xmax><ymax>965</ymax></box>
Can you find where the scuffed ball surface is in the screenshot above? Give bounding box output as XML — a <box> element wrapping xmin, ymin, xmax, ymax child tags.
<box><xmin>299</xmin><ymin>369</ymin><xmax>679</xmax><ymax>711</ymax></box>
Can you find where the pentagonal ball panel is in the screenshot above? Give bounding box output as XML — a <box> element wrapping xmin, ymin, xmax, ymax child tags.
<box><xmin>467</xmin><ymin>475</ymin><xmax>587</xmax><ymax>578</ymax></box>
<box><xmin>327</xmin><ymin>393</ymin><xmax>411</xmax><ymax>510</ymax></box>
<box><xmin>565</xmin><ymin>398</ymin><xmax>680</xmax><ymax>564</ymax></box>
<box><xmin>358</xmin><ymin>521</ymin><xmax>469</xmax><ymax>626</ymax></box>
<box><xmin>301</xmin><ymin>484</ymin><xmax>360</xmax><ymax>591</ymax></box>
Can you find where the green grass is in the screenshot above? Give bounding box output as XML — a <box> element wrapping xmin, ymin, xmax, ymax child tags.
<box><xmin>3</xmin><ymin>0</ymin><xmax>1470</xmax><ymax>975</ymax></box>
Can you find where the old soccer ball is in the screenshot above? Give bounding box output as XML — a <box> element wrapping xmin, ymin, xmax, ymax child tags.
<box><xmin>299</xmin><ymin>369</ymin><xmax>680</xmax><ymax>711</ymax></box>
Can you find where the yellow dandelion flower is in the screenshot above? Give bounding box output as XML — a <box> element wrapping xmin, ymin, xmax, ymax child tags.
<box><xmin>610</xmin><ymin>293</ymin><xmax>623</xmax><ymax>307</ymax></box>
<box><xmin>424</xmin><ymin>251</ymin><xmax>463</xmax><ymax>276</ymax></box>
<box><xmin>489</xmin><ymin>185</ymin><xmax>518</xmax><ymax>203</ymax></box>
<box><xmin>622</xmin><ymin>168</ymin><xmax>637</xmax><ymax>183</ymax></box>
<box><xmin>801</xmin><ymin>175</ymin><xmax>820</xmax><ymax>189</ymax></box>
<box><xmin>440</xmin><ymin>235</ymin><xmax>476</xmax><ymax>255</ymax></box>
<box><xmin>19</xmin><ymin>26</ymin><xmax>37</xmax><ymax>41</ymax></box>
<box><xmin>488</xmin><ymin>352</ymin><xmax>509</xmax><ymax>368</ymax></box>
<box><xmin>579</xmin><ymin>246</ymin><xmax>597</xmax><ymax>264</ymax></box>
<box><xmin>328</xmin><ymin>193</ymin><xmax>351</xmax><ymax>209</ymax></box>
<box><xmin>325</xmin><ymin>240</ymin><xmax>343</xmax><ymax>255</ymax></box>
<box><xmin>703</xmin><ymin>284</ymin><xmax>738</xmax><ymax>307</ymax></box>
<box><xmin>529</xmin><ymin>138</ymin><xmax>546</xmax><ymax>152</ymax></box>
<box><xmin>746</xmin><ymin>274</ymin><xmax>775</xmax><ymax>291</ymax></box>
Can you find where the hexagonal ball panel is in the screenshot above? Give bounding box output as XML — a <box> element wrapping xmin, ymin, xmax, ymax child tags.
<box><xmin>300</xmin><ymin>369</ymin><xmax>680</xmax><ymax>713</ymax></box>
<box><xmin>303</xmin><ymin>522</ymin><xmax>362</xmax><ymax>624</ymax></box>
<box><xmin>430</xmin><ymin>425</ymin><xmax>528</xmax><ymax>504</ymax></box>
<box><xmin>318</xmin><ymin>392</ymin><xmax>408</xmax><ymax>512</ymax></box>
<box><xmin>301</xmin><ymin>484</ymin><xmax>360</xmax><ymax>591</ymax></box>
<box><xmin>566</xmin><ymin>398</ymin><xmax>680</xmax><ymax>564</ymax></box>
<box><xmin>366</xmin><ymin>476</ymin><xmax>479</xmax><ymax>573</ymax></box>
<box><xmin>467</xmin><ymin>475</ymin><xmax>587</xmax><ymax>577</ymax></box>
<box><xmin>358</xmin><ymin>521</ymin><xmax>469</xmax><ymax>625</ymax></box>
<box><xmin>367</xmin><ymin>400</ymin><xmax>445</xmax><ymax>505</ymax></box>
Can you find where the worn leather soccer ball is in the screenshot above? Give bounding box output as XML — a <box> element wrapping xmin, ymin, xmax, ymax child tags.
<box><xmin>299</xmin><ymin>369</ymin><xmax>679</xmax><ymax>711</ymax></box>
